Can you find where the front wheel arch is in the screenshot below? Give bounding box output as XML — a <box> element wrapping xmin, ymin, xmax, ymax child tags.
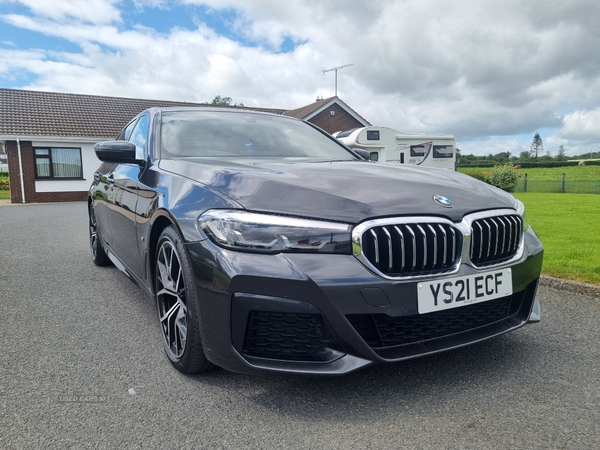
<box><xmin>155</xmin><ymin>225</ymin><xmax>213</xmax><ymax>373</ymax></box>
<box><xmin>148</xmin><ymin>214</ymin><xmax>177</xmax><ymax>294</ymax></box>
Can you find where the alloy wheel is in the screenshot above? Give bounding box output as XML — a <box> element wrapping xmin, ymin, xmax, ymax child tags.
<box><xmin>89</xmin><ymin>207</ymin><xmax>100</xmax><ymax>259</ymax></box>
<box><xmin>156</xmin><ymin>239</ymin><xmax>188</xmax><ymax>360</ymax></box>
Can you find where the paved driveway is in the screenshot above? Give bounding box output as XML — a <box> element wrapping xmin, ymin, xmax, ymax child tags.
<box><xmin>1</xmin><ymin>202</ymin><xmax>599</xmax><ymax>449</ymax></box>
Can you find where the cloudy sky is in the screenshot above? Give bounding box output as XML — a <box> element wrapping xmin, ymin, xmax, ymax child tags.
<box><xmin>1</xmin><ymin>0</ymin><xmax>599</xmax><ymax>156</ymax></box>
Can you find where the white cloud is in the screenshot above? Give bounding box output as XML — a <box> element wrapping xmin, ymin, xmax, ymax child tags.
<box><xmin>541</xmin><ymin>109</ymin><xmax>600</xmax><ymax>156</ymax></box>
<box><xmin>11</xmin><ymin>0</ymin><xmax>121</xmax><ymax>24</ymax></box>
<box><xmin>560</xmin><ymin>110</ymin><xmax>600</xmax><ymax>140</ymax></box>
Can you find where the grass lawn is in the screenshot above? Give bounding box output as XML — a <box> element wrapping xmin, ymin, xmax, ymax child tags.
<box><xmin>460</xmin><ymin>165</ymin><xmax>600</xmax><ymax>181</ymax></box>
<box><xmin>0</xmin><ymin>190</ymin><xmax>9</xmax><ymax>199</ymax></box>
<box><xmin>514</xmin><ymin>192</ymin><xmax>600</xmax><ymax>285</ymax></box>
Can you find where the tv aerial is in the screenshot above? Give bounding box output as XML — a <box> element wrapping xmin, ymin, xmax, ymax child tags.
<box><xmin>323</xmin><ymin>63</ymin><xmax>354</xmax><ymax>96</ymax></box>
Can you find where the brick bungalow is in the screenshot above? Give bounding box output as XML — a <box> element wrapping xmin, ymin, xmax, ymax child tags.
<box><xmin>0</xmin><ymin>88</ymin><xmax>370</xmax><ymax>204</ymax></box>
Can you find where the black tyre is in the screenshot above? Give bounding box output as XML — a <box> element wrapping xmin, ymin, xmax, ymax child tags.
<box><xmin>155</xmin><ymin>226</ymin><xmax>213</xmax><ymax>373</ymax></box>
<box><xmin>89</xmin><ymin>204</ymin><xmax>111</xmax><ymax>266</ymax></box>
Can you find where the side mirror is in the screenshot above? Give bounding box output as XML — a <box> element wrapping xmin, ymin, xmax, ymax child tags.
<box><xmin>94</xmin><ymin>141</ymin><xmax>142</xmax><ymax>164</ymax></box>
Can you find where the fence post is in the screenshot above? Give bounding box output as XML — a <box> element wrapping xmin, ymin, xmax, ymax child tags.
<box><xmin>524</xmin><ymin>173</ymin><xmax>528</xmax><ymax>192</ymax></box>
<box><xmin>561</xmin><ymin>173</ymin><xmax>566</xmax><ymax>193</ymax></box>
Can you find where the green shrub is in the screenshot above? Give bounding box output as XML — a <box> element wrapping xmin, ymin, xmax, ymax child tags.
<box><xmin>460</xmin><ymin>168</ymin><xmax>490</xmax><ymax>183</ymax></box>
<box><xmin>488</xmin><ymin>164</ymin><xmax>520</xmax><ymax>192</ymax></box>
<box><xmin>0</xmin><ymin>178</ymin><xmax>9</xmax><ymax>190</ymax></box>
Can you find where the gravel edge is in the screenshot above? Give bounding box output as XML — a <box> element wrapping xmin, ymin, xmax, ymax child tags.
<box><xmin>540</xmin><ymin>275</ymin><xmax>600</xmax><ymax>297</ymax></box>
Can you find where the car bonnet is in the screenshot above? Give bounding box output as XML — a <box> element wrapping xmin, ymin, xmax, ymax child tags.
<box><xmin>158</xmin><ymin>158</ymin><xmax>516</xmax><ymax>224</ymax></box>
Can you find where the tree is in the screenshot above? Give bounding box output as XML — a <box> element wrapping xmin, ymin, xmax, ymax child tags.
<box><xmin>540</xmin><ymin>149</ymin><xmax>553</xmax><ymax>162</ymax></box>
<box><xmin>518</xmin><ymin>151</ymin><xmax>531</xmax><ymax>161</ymax></box>
<box><xmin>557</xmin><ymin>145</ymin><xmax>566</xmax><ymax>161</ymax></box>
<box><xmin>530</xmin><ymin>133</ymin><xmax>543</xmax><ymax>159</ymax></box>
<box><xmin>208</xmin><ymin>95</ymin><xmax>244</xmax><ymax>107</ymax></box>
<box><xmin>494</xmin><ymin>151</ymin><xmax>511</xmax><ymax>163</ymax></box>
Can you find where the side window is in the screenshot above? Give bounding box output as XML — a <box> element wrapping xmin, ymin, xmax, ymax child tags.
<box><xmin>366</xmin><ymin>130</ymin><xmax>380</xmax><ymax>140</ymax></box>
<box><xmin>433</xmin><ymin>145</ymin><xmax>454</xmax><ymax>158</ymax></box>
<box><xmin>117</xmin><ymin>119</ymin><xmax>138</xmax><ymax>141</ymax></box>
<box><xmin>410</xmin><ymin>145</ymin><xmax>426</xmax><ymax>157</ymax></box>
<box><xmin>410</xmin><ymin>143</ymin><xmax>432</xmax><ymax>157</ymax></box>
<box><xmin>129</xmin><ymin>114</ymin><xmax>149</xmax><ymax>160</ymax></box>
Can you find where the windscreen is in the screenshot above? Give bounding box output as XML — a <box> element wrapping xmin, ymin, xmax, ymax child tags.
<box><xmin>160</xmin><ymin>110</ymin><xmax>356</xmax><ymax>161</ymax></box>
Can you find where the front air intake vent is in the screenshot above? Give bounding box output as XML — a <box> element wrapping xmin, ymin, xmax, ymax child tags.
<box><xmin>243</xmin><ymin>311</ymin><xmax>340</xmax><ymax>362</ymax></box>
<box><xmin>347</xmin><ymin>295</ymin><xmax>514</xmax><ymax>348</ymax></box>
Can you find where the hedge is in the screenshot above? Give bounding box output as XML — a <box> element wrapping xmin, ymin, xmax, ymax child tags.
<box><xmin>458</xmin><ymin>160</ymin><xmax>600</xmax><ymax>169</ymax></box>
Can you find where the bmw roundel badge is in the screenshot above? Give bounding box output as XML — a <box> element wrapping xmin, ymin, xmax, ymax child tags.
<box><xmin>433</xmin><ymin>195</ymin><xmax>454</xmax><ymax>208</ymax></box>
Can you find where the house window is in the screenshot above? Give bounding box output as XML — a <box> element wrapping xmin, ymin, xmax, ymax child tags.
<box><xmin>34</xmin><ymin>148</ymin><xmax>83</xmax><ymax>179</ymax></box>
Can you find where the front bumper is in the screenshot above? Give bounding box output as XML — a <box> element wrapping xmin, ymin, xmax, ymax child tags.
<box><xmin>186</xmin><ymin>227</ymin><xmax>544</xmax><ymax>376</ymax></box>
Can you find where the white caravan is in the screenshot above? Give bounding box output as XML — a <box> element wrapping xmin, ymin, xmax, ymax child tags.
<box><xmin>333</xmin><ymin>126</ymin><xmax>456</xmax><ymax>170</ymax></box>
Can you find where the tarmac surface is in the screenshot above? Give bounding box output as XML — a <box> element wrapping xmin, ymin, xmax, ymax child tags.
<box><xmin>1</xmin><ymin>202</ymin><xmax>599</xmax><ymax>449</ymax></box>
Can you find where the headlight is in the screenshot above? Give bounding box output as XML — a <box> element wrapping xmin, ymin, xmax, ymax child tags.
<box><xmin>197</xmin><ymin>210</ymin><xmax>352</xmax><ymax>254</ymax></box>
<box><xmin>515</xmin><ymin>199</ymin><xmax>529</xmax><ymax>230</ymax></box>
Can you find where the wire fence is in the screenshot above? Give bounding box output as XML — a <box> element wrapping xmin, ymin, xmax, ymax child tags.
<box><xmin>515</xmin><ymin>178</ymin><xmax>600</xmax><ymax>194</ymax></box>
<box><xmin>2</xmin><ymin>173</ymin><xmax>599</xmax><ymax>194</ymax></box>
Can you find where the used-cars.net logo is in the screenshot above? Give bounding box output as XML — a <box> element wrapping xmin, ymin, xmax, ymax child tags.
<box><xmin>57</xmin><ymin>394</ymin><xmax>109</xmax><ymax>403</ymax></box>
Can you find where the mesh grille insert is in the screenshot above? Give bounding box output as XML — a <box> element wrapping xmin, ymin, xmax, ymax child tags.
<box><xmin>243</xmin><ymin>311</ymin><xmax>339</xmax><ymax>361</ymax></box>
<box><xmin>347</xmin><ymin>296</ymin><xmax>513</xmax><ymax>348</ymax></box>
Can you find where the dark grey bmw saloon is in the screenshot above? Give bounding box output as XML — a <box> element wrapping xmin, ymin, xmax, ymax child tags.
<box><xmin>88</xmin><ymin>107</ymin><xmax>543</xmax><ymax>376</ymax></box>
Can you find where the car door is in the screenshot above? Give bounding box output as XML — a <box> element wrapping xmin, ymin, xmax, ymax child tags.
<box><xmin>92</xmin><ymin>162</ymin><xmax>118</xmax><ymax>247</ymax></box>
<box><xmin>106</xmin><ymin>113</ymin><xmax>149</xmax><ymax>278</ymax></box>
<box><xmin>93</xmin><ymin>118</ymin><xmax>139</xmax><ymax>248</ymax></box>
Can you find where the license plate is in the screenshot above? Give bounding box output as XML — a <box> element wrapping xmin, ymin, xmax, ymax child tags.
<box><xmin>417</xmin><ymin>268</ymin><xmax>512</xmax><ymax>314</ymax></box>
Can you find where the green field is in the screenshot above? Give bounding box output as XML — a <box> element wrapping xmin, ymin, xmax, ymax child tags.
<box><xmin>0</xmin><ymin>190</ymin><xmax>9</xmax><ymax>199</ymax></box>
<box><xmin>514</xmin><ymin>193</ymin><xmax>600</xmax><ymax>285</ymax></box>
<box><xmin>460</xmin><ymin>165</ymin><xmax>600</xmax><ymax>181</ymax></box>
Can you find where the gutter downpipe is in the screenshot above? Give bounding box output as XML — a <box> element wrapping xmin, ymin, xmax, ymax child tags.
<box><xmin>16</xmin><ymin>137</ymin><xmax>26</xmax><ymax>203</ymax></box>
